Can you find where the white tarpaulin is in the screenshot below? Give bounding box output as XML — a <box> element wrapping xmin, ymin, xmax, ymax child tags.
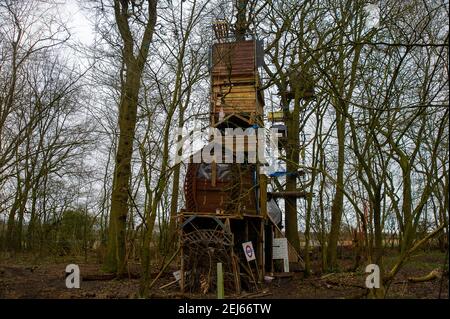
<box><xmin>273</xmin><ymin>238</ymin><xmax>289</xmax><ymax>272</ymax></box>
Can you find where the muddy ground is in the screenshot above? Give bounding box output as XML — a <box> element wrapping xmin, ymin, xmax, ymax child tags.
<box><xmin>0</xmin><ymin>249</ymin><xmax>447</xmax><ymax>299</ymax></box>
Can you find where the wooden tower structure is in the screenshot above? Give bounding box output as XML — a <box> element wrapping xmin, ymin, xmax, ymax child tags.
<box><xmin>177</xmin><ymin>20</ymin><xmax>274</xmax><ymax>295</ymax></box>
<box><xmin>178</xmin><ymin>15</ymin><xmax>306</xmax><ymax>294</ymax></box>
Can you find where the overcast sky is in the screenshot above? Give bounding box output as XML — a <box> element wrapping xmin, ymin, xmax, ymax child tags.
<box><xmin>60</xmin><ymin>1</ymin><xmax>95</xmax><ymax>46</ymax></box>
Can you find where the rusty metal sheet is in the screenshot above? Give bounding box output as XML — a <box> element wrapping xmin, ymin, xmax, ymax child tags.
<box><xmin>184</xmin><ymin>162</ymin><xmax>257</xmax><ymax>214</ymax></box>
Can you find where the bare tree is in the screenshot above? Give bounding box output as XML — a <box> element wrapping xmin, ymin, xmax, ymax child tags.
<box><xmin>100</xmin><ymin>0</ymin><xmax>157</xmax><ymax>275</ymax></box>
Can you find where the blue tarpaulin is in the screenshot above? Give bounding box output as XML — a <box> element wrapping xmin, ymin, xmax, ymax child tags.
<box><xmin>269</xmin><ymin>171</ymin><xmax>297</xmax><ymax>178</ymax></box>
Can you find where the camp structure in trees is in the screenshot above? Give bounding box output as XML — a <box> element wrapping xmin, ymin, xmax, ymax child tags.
<box><xmin>177</xmin><ymin>20</ymin><xmax>304</xmax><ymax>295</ymax></box>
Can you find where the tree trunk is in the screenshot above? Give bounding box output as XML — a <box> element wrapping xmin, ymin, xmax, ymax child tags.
<box><xmin>372</xmin><ymin>188</ymin><xmax>383</xmax><ymax>266</ymax></box>
<box><xmin>103</xmin><ymin>0</ymin><xmax>157</xmax><ymax>275</ymax></box>
<box><xmin>26</xmin><ymin>186</ymin><xmax>38</xmax><ymax>250</ymax></box>
<box><xmin>235</xmin><ymin>0</ymin><xmax>249</xmax><ymax>41</ymax></box>
<box><xmin>104</xmin><ymin>65</ymin><xmax>141</xmax><ymax>274</ymax></box>
<box><xmin>400</xmin><ymin>158</ymin><xmax>414</xmax><ymax>254</ymax></box>
<box><xmin>327</xmin><ymin>111</ymin><xmax>345</xmax><ymax>271</ymax></box>
<box><xmin>5</xmin><ymin>183</ymin><xmax>21</xmax><ymax>252</ymax></box>
<box><xmin>167</xmin><ymin>105</ymin><xmax>185</xmax><ymax>253</ymax></box>
<box><xmin>284</xmin><ymin>98</ymin><xmax>301</xmax><ymax>253</ymax></box>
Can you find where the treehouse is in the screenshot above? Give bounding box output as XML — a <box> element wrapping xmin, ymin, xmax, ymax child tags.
<box><xmin>177</xmin><ymin>21</ymin><xmax>304</xmax><ymax>295</ymax></box>
<box><xmin>210</xmin><ymin>39</ymin><xmax>265</xmax><ymax>128</ymax></box>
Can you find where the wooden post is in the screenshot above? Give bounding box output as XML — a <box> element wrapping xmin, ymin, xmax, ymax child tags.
<box><xmin>246</xmin><ymin>259</ymin><xmax>258</xmax><ymax>290</ymax></box>
<box><xmin>259</xmin><ymin>169</ymin><xmax>268</xmax><ymax>281</ymax></box>
<box><xmin>253</xmin><ymin>258</ymin><xmax>261</xmax><ymax>283</ymax></box>
<box><xmin>231</xmin><ymin>251</ymin><xmax>241</xmax><ymax>295</ymax></box>
<box><xmin>258</xmin><ymin>220</ymin><xmax>265</xmax><ymax>282</ymax></box>
<box><xmin>180</xmin><ymin>226</ymin><xmax>185</xmax><ymax>292</ymax></box>
<box><xmin>217</xmin><ymin>263</ymin><xmax>224</xmax><ymax>299</ymax></box>
<box><xmin>225</xmin><ymin>218</ymin><xmax>231</xmax><ymax>232</ymax></box>
<box><xmin>211</xmin><ymin>161</ymin><xmax>217</xmax><ymax>187</ymax></box>
<box><xmin>260</xmin><ymin>173</ymin><xmax>268</xmax><ymax>218</ymax></box>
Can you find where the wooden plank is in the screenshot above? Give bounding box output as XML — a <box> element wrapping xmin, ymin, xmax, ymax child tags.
<box><xmin>213</xmin><ymin>90</ymin><xmax>257</xmax><ymax>96</ymax></box>
<box><xmin>217</xmin><ymin>263</ymin><xmax>224</xmax><ymax>299</ymax></box>
<box><xmin>212</xmin><ymin>89</ymin><xmax>257</xmax><ymax>95</ymax></box>
<box><xmin>180</xmin><ymin>211</ymin><xmax>243</xmax><ymax>219</ymax></box>
<box><xmin>268</xmin><ymin>191</ymin><xmax>310</xmax><ymax>198</ymax></box>
<box><xmin>214</xmin><ymin>104</ymin><xmax>259</xmax><ymax>111</ymax></box>
<box><xmin>216</xmin><ymin>105</ymin><xmax>258</xmax><ymax>111</ymax></box>
<box><xmin>259</xmin><ymin>173</ymin><xmax>267</xmax><ymax>218</ymax></box>
<box><xmin>231</xmin><ymin>251</ymin><xmax>241</xmax><ymax>295</ymax></box>
<box><xmin>237</xmin><ymin>290</ymin><xmax>272</xmax><ymax>299</ymax></box>
<box><xmin>212</xmin><ymin>77</ymin><xmax>257</xmax><ymax>84</ymax></box>
<box><xmin>268</xmin><ymin>111</ymin><xmax>284</xmax><ymax>122</ymax></box>
<box><xmin>160</xmin><ymin>280</ymin><xmax>178</xmax><ymax>289</ymax></box>
<box><xmin>212</xmin><ymin>84</ymin><xmax>257</xmax><ymax>91</ymax></box>
<box><xmin>218</xmin><ymin>96</ymin><xmax>257</xmax><ymax>101</ymax></box>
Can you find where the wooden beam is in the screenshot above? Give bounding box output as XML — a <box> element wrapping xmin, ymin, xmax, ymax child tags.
<box><xmin>211</xmin><ymin>161</ymin><xmax>217</xmax><ymax>187</ymax></box>
<box><xmin>259</xmin><ymin>173</ymin><xmax>268</xmax><ymax>218</ymax></box>
<box><xmin>268</xmin><ymin>191</ymin><xmax>311</xmax><ymax>198</ymax></box>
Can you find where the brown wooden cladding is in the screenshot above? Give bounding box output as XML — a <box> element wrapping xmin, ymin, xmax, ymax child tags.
<box><xmin>213</xmin><ymin>86</ymin><xmax>262</xmax><ymax>113</ymax></box>
<box><xmin>210</xmin><ymin>40</ymin><xmax>264</xmax><ymax>125</ymax></box>
<box><xmin>211</xmin><ymin>40</ymin><xmax>256</xmax><ymax>77</ymax></box>
<box><xmin>184</xmin><ymin>162</ymin><xmax>257</xmax><ymax>215</ymax></box>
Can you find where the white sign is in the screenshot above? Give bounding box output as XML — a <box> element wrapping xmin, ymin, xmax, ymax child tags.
<box><xmin>272</xmin><ymin>238</ymin><xmax>289</xmax><ymax>272</ymax></box>
<box><xmin>173</xmin><ymin>270</ymin><xmax>190</xmax><ymax>282</ymax></box>
<box><xmin>173</xmin><ymin>270</ymin><xmax>181</xmax><ymax>281</ymax></box>
<box><xmin>242</xmin><ymin>241</ymin><xmax>256</xmax><ymax>262</ymax></box>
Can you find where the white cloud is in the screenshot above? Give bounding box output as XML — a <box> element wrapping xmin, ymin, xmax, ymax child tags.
<box><xmin>365</xmin><ymin>3</ymin><xmax>380</xmax><ymax>29</ymax></box>
<box><xmin>59</xmin><ymin>1</ymin><xmax>95</xmax><ymax>45</ymax></box>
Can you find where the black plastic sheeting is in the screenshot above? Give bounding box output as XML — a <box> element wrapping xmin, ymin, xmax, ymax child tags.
<box><xmin>196</xmin><ymin>163</ymin><xmax>232</xmax><ymax>181</ymax></box>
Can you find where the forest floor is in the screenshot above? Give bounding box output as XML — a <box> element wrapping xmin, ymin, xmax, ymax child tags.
<box><xmin>0</xmin><ymin>248</ymin><xmax>447</xmax><ymax>299</ymax></box>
